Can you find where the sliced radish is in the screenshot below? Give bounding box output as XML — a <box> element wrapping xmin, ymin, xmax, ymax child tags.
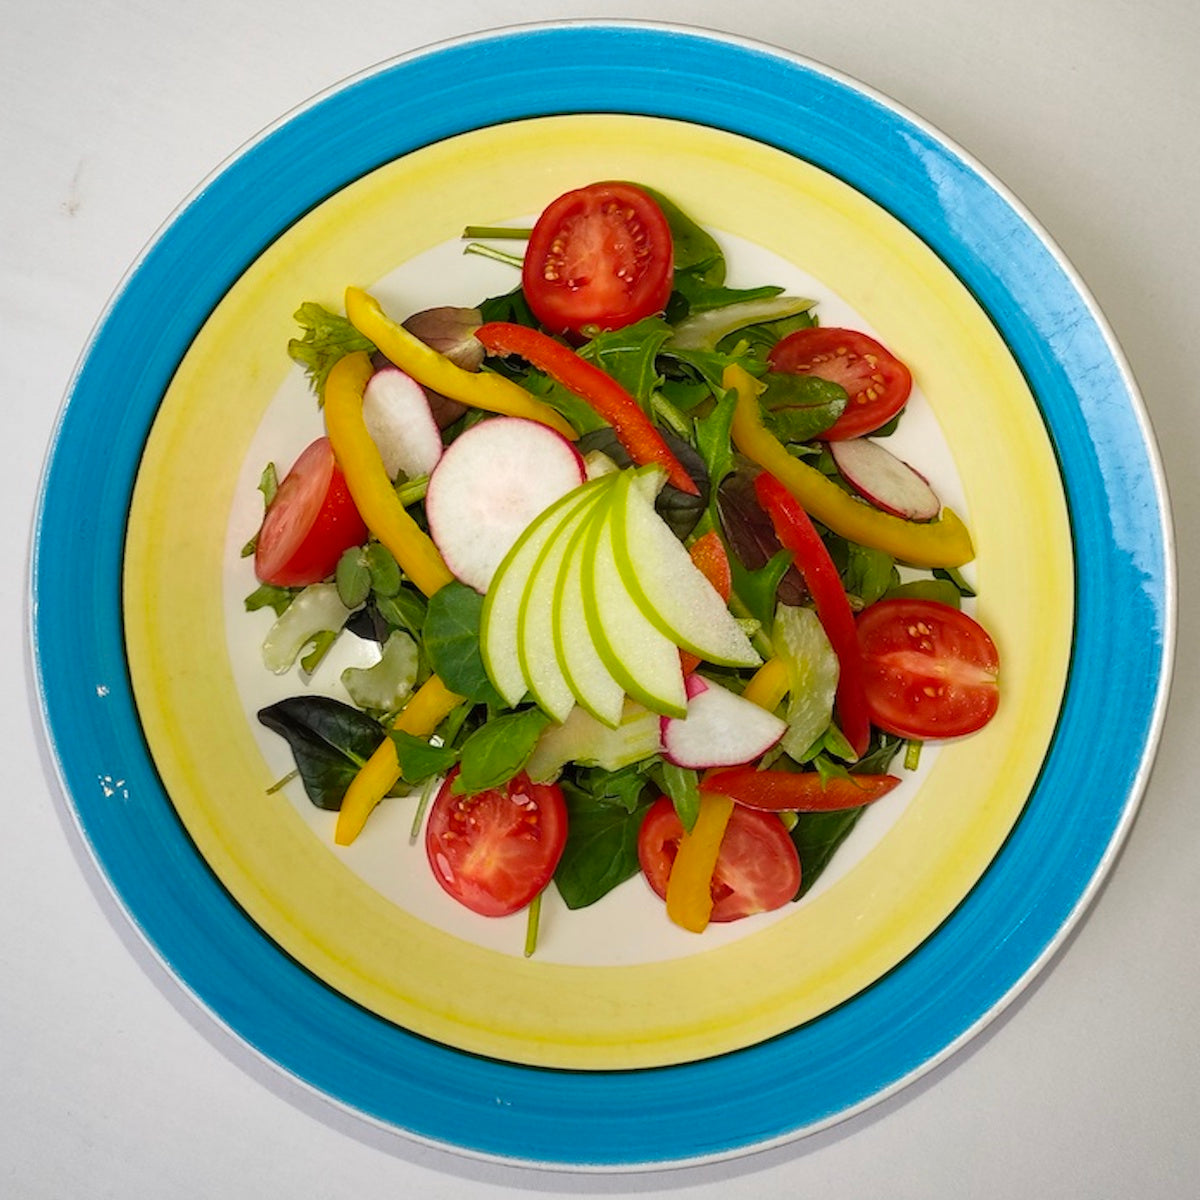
<box><xmin>660</xmin><ymin>674</ymin><xmax>787</xmax><ymax>769</ymax></box>
<box><xmin>828</xmin><ymin>437</ymin><xmax>940</xmax><ymax>521</ymax></box>
<box><xmin>426</xmin><ymin>416</ymin><xmax>586</xmax><ymax>593</ymax></box>
<box><xmin>361</xmin><ymin>366</ymin><xmax>444</xmax><ymax>481</ymax></box>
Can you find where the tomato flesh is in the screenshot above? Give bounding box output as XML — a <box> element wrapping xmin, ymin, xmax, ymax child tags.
<box><xmin>768</xmin><ymin>327</ymin><xmax>913</xmax><ymax>441</ymax></box>
<box><xmin>522</xmin><ymin>182</ymin><xmax>674</xmax><ymax>338</ymax></box>
<box><xmin>637</xmin><ymin>796</ymin><xmax>800</xmax><ymax>922</ymax></box>
<box><xmin>425</xmin><ymin>770</ymin><xmax>568</xmax><ymax>917</ymax></box>
<box><xmin>254</xmin><ymin>436</ymin><xmax>368</xmax><ymax>587</ymax></box>
<box><xmin>856</xmin><ymin>598</ymin><xmax>1000</xmax><ymax>740</ymax></box>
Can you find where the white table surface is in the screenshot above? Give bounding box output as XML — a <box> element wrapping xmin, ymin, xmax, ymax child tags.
<box><xmin>5</xmin><ymin>2</ymin><xmax>1197</xmax><ymax>1196</ymax></box>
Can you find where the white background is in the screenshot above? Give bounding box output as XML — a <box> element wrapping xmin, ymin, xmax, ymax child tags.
<box><xmin>5</xmin><ymin>2</ymin><xmax>1196</xmax><ymax>1196</ymax></box>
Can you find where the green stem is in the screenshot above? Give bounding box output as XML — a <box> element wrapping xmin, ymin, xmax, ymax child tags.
<box><xmin>523</xmin><ymin>890</ymin><xmax>543</xmax><ymax>958</ymax></box>
<box><xmin>410</xmin><ymin>774</ymin><xmax>439</xmax><ymax>842</ymax></box>
<box><xmin>651</xmin><ymin>391</ymin><xmax>693</xmax><ymax>441</ymax></box>
<box><xmin>461</xmin><ymin>225</ymin><xmax>533</xmax><ymax>240</ymax></box>
<box><xmin>904</xmin><ymin>739</ymin><xmax>923</xmax><ymax>771</ymax></box>
<box><xmin>463</xmin><ymin>242</ymin><xmax>525</xmax><ymax>269</ymax></box>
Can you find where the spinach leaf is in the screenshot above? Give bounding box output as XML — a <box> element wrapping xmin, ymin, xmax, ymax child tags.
<box><xmin>758</xmin><ymin>373</ymin><xmax>847</xmax><ymax>444</ymax></box>
<box><xmin>423</xmin><ymin>582</ymin><xmax>506</xmax><ymax>705</ymax></box>
<box><xmin>882</xmin><ymin>577</ymin><xmax>964</xmax><ymax>608</ymax></box>
<box><xmin>476</xmin><ymin>284</ymin><xmax>539</xmax><ymax>328</ymax></box>
<box><xmin>653</xmin><ymin>761</ymin><xmax>701</xmax><ymax>833</ymax></box>
<box><xmin>790</xmin><ymin>807</ymin><xmax>867</xmax><ymax>899</ymax></box>
<box><xmin>843</xmin><ymin>542</ymin><xmax>898</xmax><ymax>607</ymax></box>
<box><xmin>453</xmin><ymin>707</ymin><xmax>552</xmax><ymax>793</ymax></box>
<box><xmin>631</xmin><ymin>183</ymin><xmax>726</xmax><ymax>287</ymax></box>
<box><xmin>257</xmin><ymin>696</ymin><xmax>387</xmax><ymax>810</ymax></box>
<box><xmin>554</xmin><ymin>780</ymin><xmax>653</xmax><ymax>909</ymax></box>
<box><xmin>390</xmin><ymin>729</ymin><xmax>460</xmax><ymax>785</ymax></box>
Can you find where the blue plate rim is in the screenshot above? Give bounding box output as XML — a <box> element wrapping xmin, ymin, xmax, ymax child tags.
<box><xmin>28</xmin><ymin>19</ymin><xmax>1176</xmax><ymax>1170</ymax></box>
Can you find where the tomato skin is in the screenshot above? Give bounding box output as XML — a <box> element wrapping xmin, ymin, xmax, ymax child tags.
<box><xmin>856</xmin><ymin>598</ymin><xmax>1000</xmax><ymax>740</ymax></box>
<box><xmin>522</xmin><ymin>182</ymin><xmax>674</xmax><ymax>338</ymax></box>
<box><xmin>637</xmin><ymin>796</ymin><xmax>800</xmax><ymax>922</ymax></box>
<box><xmin>425</xmin><ymin>770</ymin><xmax>568</xmax><ymax>917</ymax></box>
<box><xmin>254</xmin><ymin>436</ymin><xmax>368</xmax><ymax>587</ymax></box>
<box><xmin>767</xmin><ymin>327</ymin><xmax>912</xmax><ymax>441</ymax></box>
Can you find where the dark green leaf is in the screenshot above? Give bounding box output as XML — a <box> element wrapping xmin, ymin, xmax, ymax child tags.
<box><xmin>476</xmin><ymin>284</ymin><xmax>539</xmax><ymax>328</ymax></box>
<box><xmin>454</xmin><ymin>707</ymin><xmax>553</xmax><ymax>793</ymax></box>
<box><xmin>390</xmin><ymin>729</ymin><xmax>460</xmax><ymax>785</ymax></box>
<box><xmin>244</xmin><ymin>582</ymin><xmax>297</xmax><ymax>617</ymax></box>
<box><xmin>729</xmin><ymin>549</ymin><xmax>795</xmax><ymax>633</ymax></box>
<box><xmin>790</xmin><ymin>807</ymin><xmax>868</xmax><ymax>899</ymax></box>
<box><xmin>257</xmin><ymin>696</ymin><xmax>386</xmax><ymax>810</ymax></box>
<box><xmin>579</xmin><ymin>318</ymin><xmax>673</xmax><ymax>407</ymax></box>
<box><xmin>758</xmin><ymin>372</ymin><xmax>847</xmax><ymax>444</ymax></box>
<box><xmin>933</xmin><ymin>565</ymin><xmax>977</xmax><ymax>598</ymax></box>
<box><xmin>883</xmin><ymin>578</ymin><xmax>964</xmax><ymax>608</ymax></box>
<box><xmin>335</xmin><ymin>546</ymin><xmax>372</xmax><ymax>609</ymax></box>
<box><xmin>655</xmin><ymin>761</ymin><xmax>701</xmax><ymax>833</ymax></box>
<box><xmin>423</xmin><ymin>582</ymin><xmax>506</xmax><ymax>705</ymax></box>
<box><xmin>843</xmin><ymin>542</ymin><xmax>898</xmax><ymax>607</ymax></box>
<box><xmin>571</xmin><ymin>760</ymin><xmax>657</xmax><ymax>814</ymax></box>
<box><xmin>692</xmin><ymin>386</ymin><xmax>739</xmax><ymax>492</ymax></box>
<box><xmin>631</xmin><ymin>183</ymin><xmax>726</xmax><ymax>287</ymax></box>
<box><xmin>554</xmin><ymin>782</ymin><xmax>652</xmax><ymax>909</ymax></box>
<box><xmin>375</xmin><ymin>586</ymin><xmax>428</xmax><ymax>639</ymax></box>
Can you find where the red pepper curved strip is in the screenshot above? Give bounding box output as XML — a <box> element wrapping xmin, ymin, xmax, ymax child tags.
<box><xmin>701</xmin><ymin>767</ymin><xmax>900</xmax><ymax>812</ymax></box>
<box><xmin>473</xmin><ymin>321</ymin><xmax>699</xmax><ymax>496</ymax></box>
<box><xmin>754</xmin><ymin>470</ymin><xmax>872</xmax><ymax>758</ymax></box>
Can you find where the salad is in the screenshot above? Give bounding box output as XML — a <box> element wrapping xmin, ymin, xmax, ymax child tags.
<box><xmin>244</xmin><ymin>180</ymin><xmax>1000</xmax><ymax>948</ymax></box>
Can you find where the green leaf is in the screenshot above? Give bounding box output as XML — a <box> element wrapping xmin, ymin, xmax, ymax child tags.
<box><xmin>729</xmin><ymin>549</ymin><xmax>795</xmax><ymax>632</ymax></box>
<box><xmin>244</xmin><ymin>582</ymin><xmax>297</xmax><ymax>617</ymax></box>
<box><xmin>882</xmin><ymin>577</ymin><xmax>964</xmax><ymax>608</ymax></box>
<box><xmin>692</xmin><ymin>386</ymin><xmax>739</xmax><ymax>492</ymax></box>
<box><xmin>758</xmin><ymin>373</ymin><xmax>847</xmax><ymax>444</ymax></box>
<box><xmin>453</xmin><ymin>707</ymin><xmax>553</xmax><ymax>793</ymax></box>
<box><xmin>655</xmin><ymin>761</ymin><xmax>701</xmax><ymax>833</ymax></box>
<box><xmin>579</xmin><ymin>317</ymin><xmax>673</xmax><ymax>407</ymax></box>
<box><xmin>365</xmin><ymin>542</ymin><xmax>402</xmax><ymax>596</ymax></box>
<box><xmin>933</xmin><ymin>565</ymin><xmax>977</xmax><ymax>598</ymax></box>
<box><xmin>571</xmin><ymin>760</ymin><xmax>657</xmax><ymax>814</ymax></box>
<box><xmin>554</xmin><ymin>782</ymin><xmax>652</xmax><ymax>909</ymax></box>
<box><xmin>374</xmin><ymin>586</ymin><xmax>428</xmax><ymax>639</ymax></box>
<box><xmin>423</xmin><ymin>581</ymin><xmax>506</xmax><ymax>705</ymax></box>
<box><xmin>287</xmin><ymin>302</ymin><xmax>375</xmax><ymax>401</ymax></box>
<box><xmin>390</xmin><ymin>729</ymin><xmax>460</xmax><ymax>785</ymax></box>
<box><xmin>790</xmin><ymin>807</ymin><xmax>868</xmax><ymax>899</ymax></box>
<box><xmin>335</xmin><ymin>546</ymin><xmax>372</xmax><ymax>609</ymax></box>
<box><xmin>843</xmin><ymin>542</ymin><xmax>898</xmax><ymax>607</ymax></box>
<box><xmin>257</xmin><ymin>696</ymin><xmax>387</xmax><ymax>810</ymax></box>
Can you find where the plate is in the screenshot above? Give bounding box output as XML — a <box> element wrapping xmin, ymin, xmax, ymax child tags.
<box><xmin>31</xmin><ymin>22</ymin><xmax>1173</xmax><ymax>1168</ymax></box>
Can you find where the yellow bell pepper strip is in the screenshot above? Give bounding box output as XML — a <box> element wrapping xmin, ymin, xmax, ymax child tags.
<box><xmin>701</xmin><ymin>767</ymin><xmax>900</xmax><ymax>812</ymax></box>
<box><xmin>664</xmin><ymin>787</ymin><xmax>735</xmax><ymax>933</ymax></box>
<box><xmin>474</xmin><ymin>321</ymin><xmax>701</xmax><ymax>496</ymax></box>
<box><xmin>334</xmin><ymin>673</ymin><xmax>464</xmax><ymax>845</ymax></box>
<box><xmin>755</xmin><ymin>469</ymin><xmax>872</xmax><ymax>759</ymax></box>
<box><xmin>323</xmin><ymin>350</ymin><xmax>455</xmax><ymax>598</ymax></box>
<box><xmin>343</xmin><ymin>287</ymin><xmax>579</xmax><ymax>441</ymax></box>
<box><xmin>724</xmin><ymin>363</ymin><xmax>975</xmax><ymax>568</ymax></box>
<box><xmin>741</xmin><ymin>655</ymin><xmax>790</xmax><ymax>712</ymax></box>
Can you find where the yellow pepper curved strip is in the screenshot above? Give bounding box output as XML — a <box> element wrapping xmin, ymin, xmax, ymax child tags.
<box><xmin>665</xmin><ymin>790</ymin><xmax>735</xmax><ymax>933</ymax></box>
<box><xmin>664</xmin><ymin>659</ymin><xmax>789</xmax><ymax>932</ymax></box>
<box><xmin>724</xmin><ymin>363</ymin><xmax>975</xmax><ymax>569</ymax></box>
<box><xmin>741</xmin><ymin>656</ymin><xmax>790</xmax><ymax>712</ymax></box>
<box><xmin>324</xmin><ymin>350</ymin><xmax>455</xmax><ymax>598</ymax></box>
<box><xmin>335</xmin><ymin>673</ymin><xmax>464</xmax><ymax>845</ymax></box>
<box><xmin>344</xmin><ymin>287</ymin><xmax>580</xmax><ymax>441</ymax></box>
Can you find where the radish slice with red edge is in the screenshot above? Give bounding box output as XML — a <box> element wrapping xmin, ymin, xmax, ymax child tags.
<box><xmin>660</xmin><ymin>673</ymin><xmax>787</xmax><ymax>769</ymax></box>
<box><xmin>361</xmin><ymin>366</ymin><xmax>445</xmax><ymax>481</ymax></box>
<box><xmin>828</xmin><ymin>436</ymin><xmax>940</xmax><ymax>521</ymax></box>
<box><xmin>426</xmin><ymin>416</ymin><xmax>586</xmax><ymax>593</ymax></box>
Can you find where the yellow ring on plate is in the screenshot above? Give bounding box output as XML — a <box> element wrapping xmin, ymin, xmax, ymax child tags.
<box><xmin>124</xmin><ymin>114</ymin><xmax>1072</xmax><ymax>1069</ymax></box>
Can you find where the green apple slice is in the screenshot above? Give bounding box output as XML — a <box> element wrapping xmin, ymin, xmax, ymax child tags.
<box><xmin>517</xmin><ymin>483</ymin><xmax>610</xmax><ymax>723</ymax></box>
<box><xmin>612</xmin><ymin>466</ymin><xmax>761</xmax><ymax>668</ymax></box>
<box><xmin>553</xmin><ymin>501</ymin><xmax>628</xmax><ymax>728</ymax></box>
<box><xmin>580</xmin><ymin>485</ymin><xmax>688</xmax><ymax>718</ymax></box>
<box><xmin>480</xmin><ymin>480</ymin><xmax>608</xmax><ymax>706</ymax></box>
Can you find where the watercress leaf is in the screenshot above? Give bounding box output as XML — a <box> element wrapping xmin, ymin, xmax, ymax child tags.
<box><xmin>759</xmin><ymin>373</ymin><xmax>847</xmax><ymax>444</ymax></box>
<box><xmin>390</xmin><ymin>729</ymin><xmax>460</xmax><ymax>785</ymax></box>
<box><xmin>257</xmin><ymin>696</ymin><xmax>386</xmax><ymax>810</ymax></box>
<box><xmin>423</xmin><ymin>581</ymin><xmax>506</xmax><ymax>705</ymax></box>
<box><xmin>335</xmin><ymin>546</ymin><xmax>372</xmax><ymax>609</ymax></box>
<box><xmin>554</xmin><ymin>783</ymin><xmax>651</xmax><ymax>909</ymax></box>
<box><xmin>365</xmin><ymin>542</ymin><xmax>402</xmax><ymax>597</ymax></box>
<box><xmin>288</xmin><ymin>302</ymin><xmax>376</xmax><ymax>402</ymax></box>
<box><xmin>453</xmin><ymin>707</ymin><xmax>553</xmax><ymax>793</ymax></box>
<box><xmin>375</xmin><ymin>586</ymin><xmax>429</xmax><ymax>640</ymax></box>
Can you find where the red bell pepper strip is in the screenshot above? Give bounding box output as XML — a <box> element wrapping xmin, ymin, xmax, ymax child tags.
<box><xmin>473</xmin><ymin>321</ymin><xmax>699</xmax><ymax>496</ymax></box>
<box><xmin>754</xmin><ymin>470</ymin><xmax>872</xmax><ymax>758</ymax></box>
<box><xmin>701</xmin><ymin>767</ymin><xmax>899</xmax><ymax>811</ymax></box>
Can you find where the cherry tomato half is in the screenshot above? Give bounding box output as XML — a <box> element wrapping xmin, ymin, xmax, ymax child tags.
<box><xmin>637</xmin><ymin>796</ymin><xmax>800</xmax><ymax>922</ymax></box>
<box><xmin>856</xmin><ymin>597</ymin><xmax>1000</xmax><ymax>740</ymax></box>
<box><xmin>522</xmin><ymin>181</ymin><xmax>674</xmax><ymax>338</ymax></box>
<box><xmin>254</xmin><ymin>436</ymin><xmax>368</xmax><ymax>587</ymax></box>
<box><xmin>425</xmin><ymin>770</ymin><xmax>568</xmax><ymax>917</ymax></box>
<box><xmin>767</xmin><ymin>327</ymin><xmax>913</xmax><ymax>441</ymax></box>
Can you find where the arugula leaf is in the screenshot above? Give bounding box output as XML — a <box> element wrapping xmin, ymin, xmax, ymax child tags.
<box><xmin>287</xmin><ymin>302</ymin><xmax>375</xmax><ymax>401</ymax></box>
<box><xmin>674</xmin><ymin>275</ymin><xmax>785</xmax><ymax>315</ymax></box>
<box><xmin>692</xmin><ymin>386</ymin><xmax>739</xmax><ymax>492</ymax></box>
<box><xmin>729</xmin><ymin>549</ymin><xmax>795</xmax><ymax>633</ymax></box>
<box><xmin>257</xmin><ymin>696</ymin><xmax>388</xmax><ymax>810</ymax></box>
<box><xmin>423</xmin><ymin>582</ymin><xmax>506</xmax><ymax>706</ymax></box>
<box><xmin>579</xmin><ymin>318</ymin><xmax>673</xmax><ymax>407</ymax></box>
<box><xmin>453</xmin><ymin>707</ymin><xmax>552</xmax><ymax>793</ymax></box>
<box><xmin>554</xmin><ymin>780</ymin><xmax>653</xmax><ymax>909</ymax></box>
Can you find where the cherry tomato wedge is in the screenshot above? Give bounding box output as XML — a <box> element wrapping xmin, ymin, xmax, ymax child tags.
<box><xmin>425</xmin><ymin>770</ymin><xmax>568</xmax><ymax>917</ymax></box>
<box><xmin>767</xmin><ymin>327</ymin><xmax>912</xmax><ymax>441</ymax></box>
<box><xmin>637</xmin><ymin>796</ymin><xmax>800</xmax><ymax>922</ymax></box>
<box><xmin>254</xmin><ymin>436</ymin><xmax>368</xmax><ymax>587</ymax></box>
<box><xmin>856</xmin><ymin>597</ymin><xmax>1000</xmax><ymax>740</ymax></box>
<box><xmin>522</xmin><ymin>181</ymin><xmax>674</xmax><ymax>338</ymax></box>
